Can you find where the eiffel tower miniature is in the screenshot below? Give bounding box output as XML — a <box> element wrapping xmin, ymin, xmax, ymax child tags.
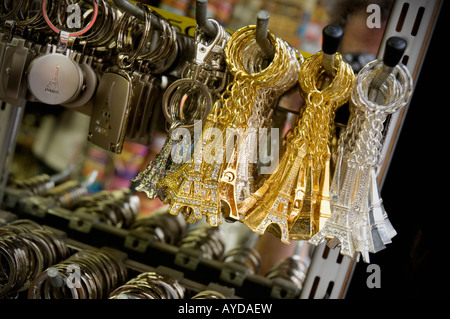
<box><xmin>158</xmin><ymin>117</ymin><xmax>219</xmax><ymax>224</ymax></box>
<box><xmin>133</xmin><ymin>129</ymin><xmax>178</xmax><ymax>199</ymax></box>
<box><xmin>200</xmin><ymin>123</ymin><xmax>227</xmax><ymax>226</ymax></box>
<box><xmin>309</xmin><ymin>161</ymin><xmax>359</xmax><ymax>260</ymax></box>
<box><xmin>219</xmin><ymin>139</ymin><xmax>240</xmax><ymax>222</ymax></box>
<box><xmin>316</xmin><ymin>155</ymin><xmax>332</xmax><ymax>231</ymax></box>
<box><xmin>45</xmin><ymin>64</ymin><xmax>60</xmax><ymax>93</ymax></box>
<box><xmin>367</xmin><ymin>168</ymin><xmax>395</xmax><ymax>249</ymax></box>
<box><xmin>240</xmin><ymin>144</ymin><xmax>306</xmax><ymax>244</ymax></box>
<box><xmin>235</xmin><ymin>130</ymin><xmax>258</xmax><ymax>204</ymax></box>
<box><xmin>346</xmin><ymin>164</ymin><xmax>373</xmax><ymax>263</ymax></box>
<box><xmin>288</xmin><ymin>159</ymin><xmax>314</xmax><ymax>240</ymax></box>
<box><xmin>219</xmin><ymin>127</ymin><xmax>258</xmax><ymax>222</ymax></box>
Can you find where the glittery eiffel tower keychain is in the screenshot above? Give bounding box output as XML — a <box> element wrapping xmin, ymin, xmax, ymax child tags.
<box><xmin>158</xmin><ymin>24</ymin><xmax>301</xmax><ymax>226</ymax></box>
<box><xmin>309</xmin><ymin>37</ymin><xmax>413</xmax><ymax>262</ymax></box>
<box><xmin>132</xmin><ymin>18</ymin><xmax>229</xmax><ymax>199</ymax></box>
<box><xmin>239</xmin><ymin>25</ymin><xmax>354</xmax><ymax>243</ymax></box>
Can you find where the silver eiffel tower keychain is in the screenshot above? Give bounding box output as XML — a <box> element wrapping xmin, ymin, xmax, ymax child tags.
<box><xmin>309</xmin><ymin>37</ymin><xmax>413</xmax><ymax>263</ymax></box>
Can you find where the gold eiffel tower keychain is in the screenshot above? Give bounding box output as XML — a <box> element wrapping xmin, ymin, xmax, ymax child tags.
<box><xmin>239</xmin><ymin>27</ymin><xmax>354</xmax><ymax>242</ymax></box>
<box><xmin>288</xmin><ymin>52</ymin><xmax>354</xmax><ymax>239</ymax></box>
<box><xmin>219</xmin><ymin>26</ymin><xmax>302</xmax><ymax>223</ymax></box>
<box><xmin>156</xmin><ymin>103</ymin><xmax>230</xmax><ymax>225</ymax></box>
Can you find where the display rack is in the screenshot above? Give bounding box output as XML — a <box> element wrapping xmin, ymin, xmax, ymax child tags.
<box><xmin>0</xmin><ymin>0</ymin><xmax>443</xmax><ymax>299</ymax></box>
<box><xmin>1</xmin><ymin>194</ymin><xmax>302</xmax><ymax>299</ymax></box>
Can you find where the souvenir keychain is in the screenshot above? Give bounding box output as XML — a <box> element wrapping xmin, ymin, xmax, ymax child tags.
<box><xmin>239</xmin><ymin>25</ymin><xmax>354</xmax><ymax>243</ymax></box>
<box><xmin>309</xmin><ymin>37</ymin><xmax>413</xmax><ymax>262</ymax></box>
<box><xmin>133</xmin><ymin>17</ymin><xmax>230</xmax><ymax>199</ymax></box>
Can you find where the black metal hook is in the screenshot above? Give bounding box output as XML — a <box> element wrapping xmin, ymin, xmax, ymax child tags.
<box><xmin>255</xmin><ymin>10</ymin><xmax>275</xmax><ymax>61</ymax></box>
<box><xmin>368</xmin><ymin>36</ymin><xmax>407</xmax><ymax>101</ymax></box>
<box><xmin>321</xmin><ymin>24</ymin><xmax>344</xmax><ymax>77</ymax></box>
<box><xmin>382</xmin><ymin>36</ymin><xmax>407</xmax><ymax>68</ymax></box>
<box><xmin>195</xmin><ymin>0</ymin><xmax>217</xmax><ymax>38</ymax></box>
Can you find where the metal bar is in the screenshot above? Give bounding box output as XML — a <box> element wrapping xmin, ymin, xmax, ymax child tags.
<box><xmin>255</xmin><ymin>10</ymin><xmax>275</xmax><ymax>61</ymax></box>
<box><xmin>368</xmin><ymin>36</ymin><xmax>406</xmax><ymax>102</ymax></box>
<box><xmin>195</xmin><ymin>0</ymin><xmax>217</xmax><ymax>38</ymax></box>
<box><xmin>112</xmin><ymin>0</ymin><xmax>162</xmax><ymax>29</ymax></box>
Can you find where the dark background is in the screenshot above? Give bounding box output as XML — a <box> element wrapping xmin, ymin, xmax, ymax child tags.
<box><xmin>346</xmin><ymin>0</ymin><xmax>448</xmax><ymax>300</ymax></box>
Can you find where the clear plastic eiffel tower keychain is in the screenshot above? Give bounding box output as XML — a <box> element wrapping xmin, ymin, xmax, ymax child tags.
<box><xmin>309</xmin><ymin>37</ymin><xmax>413</xmax><ymax>262</ymax></box>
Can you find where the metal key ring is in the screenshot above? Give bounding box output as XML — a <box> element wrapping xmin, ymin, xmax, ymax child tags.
<box><xmin>169</xmin><ymin>81</ymin><xmax>205</xmax><ymax>121</ymax></box>
<box><xmin>28</xmin><ymin>269</ymin><xmax>86</xmax><ymax>299</ymax></box>
<box><xmin>115</xmin><ymin>3</ymin><xmax>152</xmax><ymax>68</ymax></box>
<box><xmin>0</xmin><ymin>0</ymin><xmax>23</xmax><ymax>21</ymax></box>
<box><xmin>0</xmin><ymin>241</ymin><xmax>18</xmax><ymax>298</ymax></box>
<box><xmin>162</xmin><ymin>78</ymin><xmax>212</xmax><ymax>129</ymax></box>
<box><xmin>42</xmin><ymin>0</ymin><xmax>98</xmax><ymax>37</ymax></box>
<box><xmin>76</xmin><ymin>0</ymin><xmax>109</xmax><ymax>46</ymax></box>
<box><xmin>15</xmin><ymin>0</ymin><xmax>43</xmax><ymax>27</ymax></box>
